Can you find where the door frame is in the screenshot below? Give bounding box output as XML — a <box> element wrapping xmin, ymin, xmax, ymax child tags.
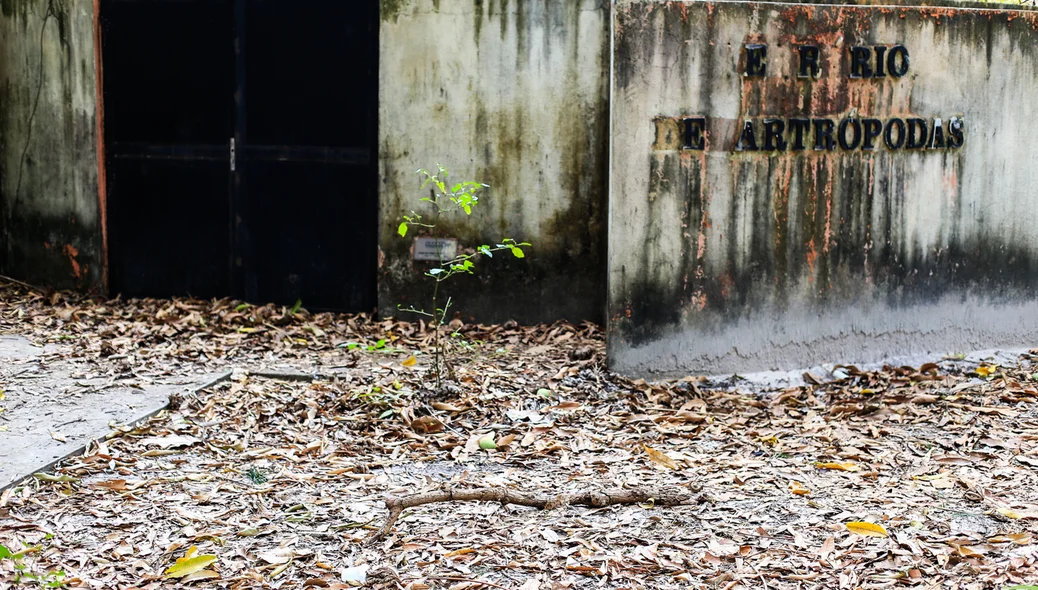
<box><xmin>93</xmin><ymin>0</ymin><xmax>109</xmax><ymax>294</ymax></box>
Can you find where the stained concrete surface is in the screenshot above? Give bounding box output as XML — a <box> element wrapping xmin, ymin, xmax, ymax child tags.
<box><xmin>0</xmin><ymin>336</ymin><xmax>225</xmax><ymax>490</ymax></box>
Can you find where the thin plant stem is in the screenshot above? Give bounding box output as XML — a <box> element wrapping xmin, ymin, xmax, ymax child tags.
<box><xmin>432</xmin><ymin>206</ymin><xmax>443</xmax><ymax>391</ymax></box>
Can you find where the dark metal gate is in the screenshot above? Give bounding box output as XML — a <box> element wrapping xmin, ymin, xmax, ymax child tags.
<box><xmin>101</xmin><ymin>0</ymin><xmax>378</xmax><ymax>311</ymax></box>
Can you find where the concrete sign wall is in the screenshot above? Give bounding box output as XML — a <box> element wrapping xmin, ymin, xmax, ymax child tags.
<box><xmin>609</xmin><ymin>0</ymin><xmax>1038</xmax><ymax>378</ymax></box>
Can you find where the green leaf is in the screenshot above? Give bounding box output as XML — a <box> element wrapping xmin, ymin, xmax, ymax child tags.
<box><xmin>234</xmin><ymin>303</ymin><xmax>250</xmax><ymax>312</ymax></box>
<box><xmin>397</xmin><ymin>222</ymin><xmax>408</xmax><ymax>237</ymax></box>
<box><xmin>0</xmin><ymin>544</ymin><xmax>11</xmax><ymax>560</ymax></box>
<box><xmin>429</xmin><ymin>268</ymin><xmax>443</xmax><ymax>275</ymax></box>
<box><xmin>34</xmin><ymin>473</ymin><xmax>79</xmax><ymax>483</ymax></box>
<box><xmin>45</xmin><ymin>572</ymin><xmax>67</xmax><ymax>588</ymax></box>
<box><xmin>165</xmin><ymin>550</ymin><xmax>218</xmax><ymax>579</ymax></box>
<box><xmin>1004</xmin><ymin>586</ymin><xmax>1038</xmax><ymax>590</ymax></box>
<box><xmin>289</xmin><ymin>299</ymin><xmax>302</xmax><ymax>315</ymax></box>
<box><xmin>511</xmin><ymin>247</ymin><xmax>525</xmax><ymax>259</ymax></box>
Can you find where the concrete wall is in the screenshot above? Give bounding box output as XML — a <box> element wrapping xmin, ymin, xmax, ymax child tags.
<box><xmin>609</xmin><ymin>0</ymin><xmax>1038</xmax><ymax>378</ymax></box>
<box><xmin>378</xmin><ymin>0</ymin><xmax>610</xmax><ymax>324</ymax></box>
<box><xmin>0</xmin><ymin>0</ymin><xmax>102</xmax><ymax>290</ymax></box>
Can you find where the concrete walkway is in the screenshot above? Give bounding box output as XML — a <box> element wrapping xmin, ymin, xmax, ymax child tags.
<box><xmin>0</xmin><ymin>335</ymin><xmax>226</xmax><ymax>491</ymax></box>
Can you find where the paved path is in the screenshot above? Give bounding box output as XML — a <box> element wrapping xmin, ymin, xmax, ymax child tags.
<box><xmin>0</xmin><ymin>335</ymin><xmax>225</xmax><ymax>490</ymax></box>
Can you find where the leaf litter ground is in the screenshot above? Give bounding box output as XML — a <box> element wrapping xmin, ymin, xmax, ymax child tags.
<box><xmin>2</xmin><ymin>283</ymin><xmax>1038</xmax><ymax>589</ymax></box>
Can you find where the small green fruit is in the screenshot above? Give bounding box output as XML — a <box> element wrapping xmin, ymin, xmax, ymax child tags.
<box><xmin>478</xmin><ymin>435</ymin><xmax>497</xmax><ymax>450</ymax></box>
<box><xmin>536</xmin><ymin>388</ymin><xmax>552</xmax><ymax>398</ymax></box>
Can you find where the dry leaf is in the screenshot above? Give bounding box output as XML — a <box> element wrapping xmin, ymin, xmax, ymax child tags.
<box><xmin>994</xmin><ymin>506</ymin><xmax>1038</xmax><ymax>520</ymax></box>
<box><xmin>789</xmin><ymin>481</ymin><xmax>811</xmax><ymax>496</ymax></box>
<box><xmin>411</xmin><ymin>416</ymin><xmax>445</xmax><ymax>434</ymax></box>
<box><xmin>402</xmin><ymin>356</ymin><xmax>417</xmax><ymax>367</ymax></box>
<box><xmin>934</xmin><ymin>455</ymin><xmax>974</xmax><ymax>465</ymax></box>
<box><xmin>94</xmin><ymin>479</ymin><xmax>128</xmax><ymax>491</ymax></box>
<box><xmin>258</xmin><ymin>547</ymin><xmax>296</xmax><ymax>565</ymax></box>
<box><xmin>643</xmin><ymin>445</ymin><xmax>679</xmax><ymax>470</ymax></box>
<box><xmin>707</xmin><ymin>537</ymin><xmax>740</xmax><ymax>557</ymax></box>
<box><xmin>818</xmin><ymin>536</ymin><xmax>835</xmax><ymax>561</ymax></box>
<box><xmin>815</xmin><ymin>462</ymin><xmax>857</xmax><ymax>471</ymax></box>
<box><xmin>952</xmin><ymin>404</ymin><xmax>1019</xmax><ymax>417</ymax></box>
<box><xmin>846</xmin><ymin>522</ymin><xmax>888</xmax><ymax>537</ymax></box>
<box><xmin>989</xmin><ymin>533</ymin><xmax>1031</xmax><ymax>545</ymax></box>
<box><xmin>142</xmin><ymin>449</ymin><xmax>183</xmax><ymax>457</ymax></box>
<box><xmin>182</xmin><ymin>569</ymin><xmax>221</xmax><ymax>582</ymax></box>
<box><xmin>952</xmin><ymin>543</ymin><xmax>983</xmax><ymax>557</ymax></box>
<box><xmin>140</xmin><ymin>434</ymin><xmax>200</xmax><ymax>448</ymax></box>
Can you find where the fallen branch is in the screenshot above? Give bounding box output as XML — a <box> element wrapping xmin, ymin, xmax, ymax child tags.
<box><xmin>427</xmin><ymin>576</ymin><xmax>510</xmax><ymax>590</ymax></box>
<box><xmin>0</xmin><ymin>274</ymin><xmax>44</xmax><ymax>293</ymax></box>
<box><xmin>371</xmin><ymin>485</ymin><xmax>703</xmax><ymax>541</ymax></box>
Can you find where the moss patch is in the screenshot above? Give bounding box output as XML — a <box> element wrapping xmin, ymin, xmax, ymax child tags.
<box><xmin>380</xmin><ymin>0</ymin><xmax>409</xmax><ymax>22</ymax></box>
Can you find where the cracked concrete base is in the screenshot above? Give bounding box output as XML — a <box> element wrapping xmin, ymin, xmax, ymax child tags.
<box><xmin>0</xmin><ymin>336</ymin><xmax>230</xmax><ymax>491</ymax></box>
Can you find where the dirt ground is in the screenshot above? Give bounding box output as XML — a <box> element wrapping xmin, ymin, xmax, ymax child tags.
<box><xmin>2</xmin><ymin>282</ymin><xmax>1038</xmax><ymax>589</ymax></box>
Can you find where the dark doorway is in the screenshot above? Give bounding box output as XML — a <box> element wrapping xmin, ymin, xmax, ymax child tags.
<box><xmin>101</xmin><ymin>0</ymin><xmax>378</xmax><ymax>311</ymax></box>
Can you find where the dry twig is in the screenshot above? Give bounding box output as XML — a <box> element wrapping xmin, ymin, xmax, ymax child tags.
<box><xmin>372</xmin><ymin>485</ymin><xmax>702</xmax><ymax>540</ymax></box>
<box><xmin>0</xmin><ymin>274</ymin><xmax>43</xmax><ymax>292</ymax></box>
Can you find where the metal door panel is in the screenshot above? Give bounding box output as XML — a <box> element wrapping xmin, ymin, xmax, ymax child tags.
<box><xmin>101</xmin><ymin>0</ymin><xmax>377</xmax><ymax>311</ymax></box>
<box><xmin>239</xmin><ymin>0</ymin><xmax>377</xmax><ymax>309</ymax></box>
<box><xmin>107</xmin><ymin>159</ymin><xmax>231</xmax><ymax>298</ymax></box>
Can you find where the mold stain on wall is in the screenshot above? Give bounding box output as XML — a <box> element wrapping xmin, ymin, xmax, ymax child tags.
<box><xmin>0</xmin><ymin>0</ymin><xmax>102</xmax><ymax>289</ymax></box>
<box><xmin>378</xmin><ymin>0</ymin><xmax>609</xmax><ymax>324</ymax></box>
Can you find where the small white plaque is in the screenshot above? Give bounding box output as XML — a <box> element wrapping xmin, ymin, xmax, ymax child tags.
<box><xmin>413</xmin><ymin>237</ymin><xmax>458</xmax><ymax>262</ymax></box>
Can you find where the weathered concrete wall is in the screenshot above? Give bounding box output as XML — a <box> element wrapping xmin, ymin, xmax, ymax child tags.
<box><xmin>0</xmin><ymin>0</ymin><xmax>102</xmax><ymax>290</ymax></box>
<box><xmin>609</xmin><ymin>0</ymin><xmax>1038</xmax><ymax>377</ymax></box>
<box><xmin>378</xmin><ymin>0</ymin><xmax>609</xmax><ymax>324</ymax></box>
